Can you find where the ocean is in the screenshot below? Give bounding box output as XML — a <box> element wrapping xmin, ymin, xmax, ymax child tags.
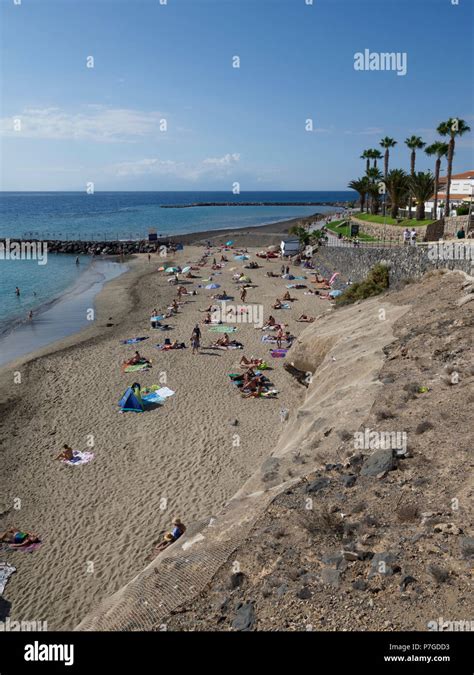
<box><xmin>0</xmin><ymin>191</ymin><xmax>354</xmax><ymax>361</ymax></box>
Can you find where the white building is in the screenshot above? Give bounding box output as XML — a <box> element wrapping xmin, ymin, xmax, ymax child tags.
<box><xmin>425</xmin><ymin>170</ymin><xmax>474</xmax><ymax>218</ymax></box>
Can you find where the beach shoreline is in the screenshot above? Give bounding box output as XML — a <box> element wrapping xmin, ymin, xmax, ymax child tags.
<box><xmin>0</xmin><ymin>212</ymin><xmax>330</xmax><ymax>374</ymax></box>
<box><xmin>0</xmin><ymin>228</ymin><xmax>335</xmax><ymax>629</ymax></box>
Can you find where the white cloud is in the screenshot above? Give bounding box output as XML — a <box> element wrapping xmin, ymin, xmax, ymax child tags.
<box><xmin>0</xmin><ymin>105</ymin><xmax>166</xmax><ymax>142</ymax></box>
<box><xmin>109</xmin><ymin>153</ymin><xmax>242</xmax><ymax>181</ymax></box>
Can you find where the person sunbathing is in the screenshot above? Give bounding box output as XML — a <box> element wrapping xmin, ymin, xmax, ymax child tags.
<box><xmin>297</xmin><ymin>314</ymin><xmax>315</xmax><ymax>322</ymax></box>
<box><xmin>55</xmin><ymin>444</ymin><xmax>74</xmax><ymax>461</ymax></box>
<box><xmin>153</xmin><ymin>532</ymin><xmax>175</xmax><ymax>556</ymax></box>
<box><xmin>240</xmin><ymin>355</ymin><xmax>264</xmax><ymax>368</ymax></box>
<box><xmin>160</xmin><ymin>339</ymin><xmax>184</xmax><ymax>350</ymax></box>
<box><xmin>241</xmin><ymin>384</ymin><xmax>264</xmax><ymax>398</ymax></box>
<box><xmin>1</xmin><ymin>528</ymin><xmax>41</xmax><ymax>547</ymax></box>
<box><xmin>217</xmin><ymin>333</ymin><xmax>230</xmax><ymax>347</ymax></box>
<box><xmin>266</xmin><ymin>315</ymin><xmax>276</xmax><ymax>327</ymax></box>
<box><xmin>283</xmin><ymin>291</ymin><xmax>295</xmax><ymax>301</ymax></box>
<box><xmin>273</xmin><ymin>298</ymin><xmax>283</xmax><ymax>309</ymax></box>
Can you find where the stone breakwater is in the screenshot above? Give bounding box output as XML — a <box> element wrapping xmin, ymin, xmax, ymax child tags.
<box><xmin>161</xmin><ymin>201</ymin><xmax>352</xmax><ymax>208</ymax></box>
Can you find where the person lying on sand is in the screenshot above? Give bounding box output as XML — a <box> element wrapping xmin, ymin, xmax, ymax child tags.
<box><xmin>0</xmin><ymin>528</ymin><xmax>41</xmax><ymax>548</ymax></box>
<box><xmin>273</xmin><ymin>298</ymin><xmax>283</xmax><ymax>309</ymax></box>
<box><xmin>297</xmin><ymin>314</ymin><xmax>315</xmax><ymax>322</ymax></box>
<box><xmin>240</xmin><ymin>355</ymin><xmax>265</xmax><ymax>368</ymax></box>
<box><xmin>266</xmin><ymin>270</ymin><xmax>277</xmax><ymax>277</ymax></box>
<box><xmin>55</xmin><ymin>444</ymin><xmax>74</xmax><ymax>461</ymax></box>
<box><xmin>160</xmin><ymin>339</ymin><xmax>185</xmax><ymax>350</ymax></box>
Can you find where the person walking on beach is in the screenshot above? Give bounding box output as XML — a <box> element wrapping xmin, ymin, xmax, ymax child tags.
<box><xmin>240</xmin><ymin>287</ymin><xmax>247</xmax><ymax>303</ymax></box>
<box><xmin>191</xmin><ymin>324</ymin><xmax>201</xmax><ymax>355</ymax></box>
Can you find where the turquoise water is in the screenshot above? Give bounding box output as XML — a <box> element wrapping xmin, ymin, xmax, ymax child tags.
<box><xmin>0</xmin><ymin>254</ymin><xmax>91</xmax><ymax>334</ymax></box>
<box><xmin>0</xmin><ymin>259</ymin><xmax>127</xmax><ymax>365</ymax></box>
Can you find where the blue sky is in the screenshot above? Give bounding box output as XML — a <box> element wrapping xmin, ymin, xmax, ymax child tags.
<box><xmin>0</xmin><ymin>0</ymin><xmax>473</xmax><ymax>191</ymax></box>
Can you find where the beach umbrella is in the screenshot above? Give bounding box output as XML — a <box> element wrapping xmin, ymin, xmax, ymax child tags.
<box><xmin>181</xmin><ymin>266</ymin><xmax>191</xmax><ymax>273</ymax></box>
<box><xmin>329</xmin><ymin>290</ymin><xmax>343</xmax><ymax>298</ymax></box>
<box><xmin>234</xmin><ymin>254</ymin><xmax>249</xmax><ymax>260</ymax></box>
<box><xmin>205</xmin><ymin>283</ymin><xmax>220</xmax><ymax>290</ymax></box>
<box><xmin>165</xmin><ymin>266</ymin><xmax>180</xmax><ymax>273</ymax></box>
<box><xmin>226</xmin><ymin>240</ymin><xmax>233</xmax><ymax>246</ymax></box>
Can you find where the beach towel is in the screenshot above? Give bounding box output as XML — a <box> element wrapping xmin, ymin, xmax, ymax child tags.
<box><xmin>7</xmin><ymin>540</ymin><xmax>42</xmax><ymax>553</ymax></box>
<box><xmin>270</xmin><ymin>349</ymin><xmax>288</xmax><ymax>358</ymax></box>
<box><xmin>120</xmin><ymin>337</ymin><xmax>149</xmax><ymax>345</ymax></box>
<box><xmin>141</xmin><ymin>392</ymin><xmax>165</xmax><ymax>405</ymax></box>
<box><xmin>208</xmin><ymin>325</ymin><xmax>237</xmax><ymax>333</ymax></box>
<box><xmin>150</xmin><ymin>315</ymin><xmax>165</xmax><ymax>322</ymax></box>
<box><xmin>0</xmin><ymin>562</ymin><xmax>16</xmax><ymax>594</ymax></box>
<box><xmin>262</xmin><ymin>335</ymin><xmax>292</xmax><ymax>344</ymax></box>
<box><xmin>154</xmin><ymin>387</ymin><xmax>175</xmax><ymax>399</ymax></box>
<box><xmin>275</xmin><ymin>303</ymin><xmax>290</xmax><ymax>309</ymax></box>
<box><xmin>63</xmin><ymin>450</ymin><xmax>95</xmax><ymax>466</ymax></box>
<box><xmin>123</xmin><ymin>362</ymin><xmax>152</xmax><ymax>373</ymax></box>
<box><xmin>209</xmin><ymin>344</ymin><xmax>243</xmax><ymax>350</ymax></box>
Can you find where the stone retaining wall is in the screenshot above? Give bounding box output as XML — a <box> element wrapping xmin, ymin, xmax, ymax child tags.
<box><xmin>350</xmin><ymin>216</ymin><xmax>427</xmax><ymax>241</ymax></box>
<box><xmin>316</xmin><ymin>244</ymin><xmax>473</xmax><ymax>288</ymax></box>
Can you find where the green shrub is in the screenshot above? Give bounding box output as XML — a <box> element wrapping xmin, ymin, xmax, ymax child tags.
<box><xmin>335</xmin><ymin>264</ymin><xmax>389</xmax><ymax>306</ymax></box>
<box><xmin>456</xmin><ymin>204</ymin><xmax>470</xmax><ymax>216</ymax></box>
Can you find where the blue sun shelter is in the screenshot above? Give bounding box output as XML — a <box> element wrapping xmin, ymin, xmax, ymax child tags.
<box><xmin>119</xmin><ymin>385</ymin><xmax>145</xmax><ymax>412</ymax></box>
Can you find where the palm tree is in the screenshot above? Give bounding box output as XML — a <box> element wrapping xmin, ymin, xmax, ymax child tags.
<box><xmin>366</xmin><ymin>167</ymin><xmax>383</xmax><ymax>215</ymax></box>
<box><xmin>380</xmin><ymin>137</ymin><xmax>397</xmax><ymax>215</ymax></box>
<box><xmin>289</xmin><ymin>224</ymin><xmax>310</xmax><ymax>247</ymax></box>
<box><xmin>385</xmin><ymin>169</ymin><xmax>410</xmax><ymax>219</ymax></box>
<box><xmin>409</xmin><ymin>172</ymin><xmax>435</xmax><ymax>221</ymax></box>
<box><xmin>425</xmin><ymin>142</ymin><xmax>449</xmax><ymax>220</ymax></box>
<box><xmin>370</xmin><ymin>149</ymin><xmax>383</xmax><ymax>169</ymax></box>
<box><xmin>437</xmin><ymin>118</ymin><xmax>471</xmax><ymax>218</ymax></box>
<box><xmin>380</xmin><ymin>137</ymin><xmax>397</xmax><ymax>178</ymax></box>
<box><xmin>348</xmin><ymin>178</ymin><xmax>369</xmax><ymax>213</ymax></box>
<box><xmin>360</xmin><ymin>150</ymin><xmax>371</xmax><ymax>173</ymax></box>
<box><xmin>405</xmin><ymin>136</ymin><xmax>426</xmax><ymax>219</ymax></box>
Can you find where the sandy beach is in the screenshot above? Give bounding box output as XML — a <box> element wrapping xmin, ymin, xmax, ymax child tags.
<box><xmin>0</xmin><ymin>237</ymin><xmax>335</xmax><ymax>630</ymax></box>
